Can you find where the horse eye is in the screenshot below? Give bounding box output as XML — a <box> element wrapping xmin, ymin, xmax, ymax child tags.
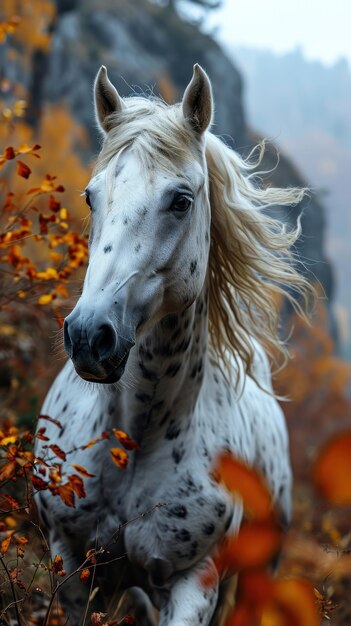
<box><xmin>85</xmin><ymin>191</ymin><xmax>92</xmax><ymax>209</ymax></box>
<box><xmin>171</xmin><ymin>195</ymin><xmax>193</xmax><ymax>212</ymax></box>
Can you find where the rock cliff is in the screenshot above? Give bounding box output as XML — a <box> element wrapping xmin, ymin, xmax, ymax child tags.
<box><xmin>4</xmin><ymin>0</ymin><xmax>335</xmax><ymax>331</ymax></box>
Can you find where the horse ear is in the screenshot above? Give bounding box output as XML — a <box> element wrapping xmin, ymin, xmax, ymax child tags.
<box><xmin>182</xmin><ymin>64</ymin><xmax>213</xmax><ymax>134</ymax></box>
<box><xmin>94</xmin><ymin>65</ymin><xmax>124</xmax><ymax>133</ymax></box>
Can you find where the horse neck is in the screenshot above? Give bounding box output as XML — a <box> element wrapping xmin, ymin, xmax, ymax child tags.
<box><xmin>116</xmin><ymin>279</ymin><xmax>209</xmax><ymax>447</ymax></box>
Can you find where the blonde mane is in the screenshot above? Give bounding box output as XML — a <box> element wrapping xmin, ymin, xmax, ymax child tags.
<box><xmin>95</xmin><ymin>97</ymin><xmax>311</xmax><ymax>381</ymax></box>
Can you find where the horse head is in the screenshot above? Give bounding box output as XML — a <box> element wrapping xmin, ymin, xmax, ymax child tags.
<box><xmin>64</xmin><ymin>65</ymin><xmax>213</xmax><ymax>384</ymax></box>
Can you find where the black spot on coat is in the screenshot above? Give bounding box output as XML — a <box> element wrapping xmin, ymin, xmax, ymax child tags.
<box><xmin>172</xmin><ymin>448</ymin><xmax>184</xmax><ymax>464</ymax></box>
<box><xmin>190</xmin><ymin>259</ymin><xmax>198</xmax><ymax>275</ymax></box>
<box><xmin>175</xmin><ymin>528</ymin><xmax>191</xmax><ymax>542</ymax></box>
<box><xmin>165</xmin><ymin>421</ymin><xmax>181</xmax><ymax>440</ymax></box>
<box><xmin>165</xmin><ymin>362</ymin><xmax>181</xmax><ymax>377</ymax></box>
<box><xmin>168</xmin><ymin>504</ymin><xmax>187</xmax><ymax>518</ymax></box>
<box><xmin>202</xmin><ymin>523</ymin><xmax>215</xmax><ymax>536</ymax></box>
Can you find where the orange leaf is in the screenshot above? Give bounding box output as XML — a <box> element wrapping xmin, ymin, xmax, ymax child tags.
<box><xmin>49</xmin><ymin>195</ymin><xmax>61</xmax><ymax>212</ymax></box>
<box><xmin>16</xmin><ymin>535</ymin><xmax>28</xmax><ymax>558</ymax></box>
<box><xmin>0</xmin><ymin>534</ymin><xmax>13</xmax><ymax>555</ymax></box>
<box><xmin>49</xmin><ymin>443</ymin><xmax>66</xmax><ymax>461</ymax></box>
<box><xmin>82</xmin><ymin>437</ymin><xmax>101</xmax><ymax>450</ymax></box>
<box><xmin>238</xmin><ymin>569</ymin><xmax>276</xmax><ymax>606</ymax></box>
<box><xmin>80</xmin><ymin>567</ymin><xmax>90</xmax><ymax>582</ymax></box>
<box><xmin>31</xmin><ymin>475</ymin><xmax>49</xmax><ymax>491</ymax></box>
<box><xmin>38</xmin><ymin>414</ymin><xmax>63</xmax><ymax>430</ymax></box>
<box><xmin>54</xmin><ymin>284</ymin><xmax>69</xmax><ymax>298</ymax></box>
<box><xmin>215</xmin><ymin>521</ymin><xmax>282</xmax><ymax>574</ymax></box>
<box><xmin>313</xmin><ymin>432</ymin><xmax>351</xmax><ymax>505</ymax></box>
<box><xmin>36</xmin><ymin>427</ymin><xmax>49</xmax><ymax>441</ymax></box>
<box><xmin>112</xmin><ymin>429</ymin><xmax>139</xmax><ymax>450</ymax></box>
<box><xmin>68</xmin><ymin>474</ymin><xmax>86</xmax><ymax>499</ymax></box>
<box><xmin>16</xmin><ymin>536</ymin><xmax>28</xmax><ymax>546</ymax></box>
<box><xmin>52</xmin><ymin>554</ymin><xmax>64</xmax><ymax>574</ymax></box>
<box><xmin>71</xmin><ymin>464</ymin><xmax>95</xmax><ymax>478</ymax></box>
<box><xmin>4</xmin><ymin>146</ymin><xmax>15</xmax><ymax>160</ymax></box>
<box><xmin>54</xmin><ymin>312</ymin><xmax>64</xmax><ymax>329</ymax></box>
<box><xmin>272</xmin><ymin>578</ymin><xmax>320</xmax><ymax>626</ymax></box>
<box><xmin>0</xmin><ymin>460</ymin><xmax>16</xmax><ymax>481</ymax></box>
<box><xmin>229</xmin><ymin>570</ymin><xmax>319</xmax><ymax>626</ymax></box>
<box><xmin>17</xmin><ymin>160</ymin><xmax>31</xmax><ymax>179</ymax></box>
<box><xmin>86</xmin><ymin>548</ymin><xmax>96</xmax><ymax>559</ymax></box>
<box><xmin>110</xmin><ymin>447</ymin><xmax>128</xmax><ymax>469</ymax></box>
<box><xmin>214</xmin><ymin>454</ymin><xmax>273</xmax><ymax>520</ymax></box>
<box><xmin>56</xmin><ymin>483</ymin><xmax>75</xmax><ymax>508</ymax></box>
<box><xmin>4</xmin><ymin>516</ymin><xmax>16</xmax><ymax>529</ymax></box>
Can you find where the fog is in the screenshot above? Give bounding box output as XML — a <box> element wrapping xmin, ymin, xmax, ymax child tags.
<box><xmin>199</xmin><ymin>0</ymin><xmax>351</xmax><ymax>66</ymax></box>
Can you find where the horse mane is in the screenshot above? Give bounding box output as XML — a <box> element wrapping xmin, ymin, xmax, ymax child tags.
<box><xmin>94</xmin><ymin>96</ymin><xmax>311</xmax><ymax>381</ymax></box>
<box><xmin>205</xmin><ymin>133</ymin><xmax>310</xmax><ymax>380</ymax></box>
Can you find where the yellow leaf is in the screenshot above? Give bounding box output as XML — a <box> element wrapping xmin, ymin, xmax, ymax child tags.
<box><xmin>17</xmin><ymin>142</ymin><xmax>31</xmax><ymax>153</ymax></box>
<box><xmin>0</xmin><ymin>435</ymin><xmax>17</xmax><ymax>445</ymax></box>
<box><xmin>38</xmin><ymin>293</ymin><xmax>53</xmax><ymax>305</ymax></box>
<box><xmin>110</xmin><ymin>447</ymin><xmax>128</xmax><ymax>469</ymax></box>
<box><xmin>2</xmin><ymin>108</ymin><xmax>12</xmax><ymax>121</ymax></box>
<box><xmin>13</xmin><ymin>101</ymin><xmax>27</xmax><ymax>117</ymax></box>
<box><xmin>82</xmin><ymin>437</ymin><xmax>100</xmax><ymax>449</ymax></box>
<box><xmin>49</xmin><ymin>252</ymin><xmax>63</xmax><ymax>263</ymax></box>
<box><xmin>112</xmin><ymin>429</ymin><xmax>139</xmax><ymax>450</ymax></box>
<box><xmin>36</xmin><ymin>268</ymin><xmax>59</xmax><ymax>280</ymax></box>
<box><xmin>0</xmin><ymin>324</ymin><xmax>16</xmax><ymax>336</ymax></box>
<box><xmin>41</xmin><ymin>180</ymin><xmax>54</xmax><ymax>192</ymax></box>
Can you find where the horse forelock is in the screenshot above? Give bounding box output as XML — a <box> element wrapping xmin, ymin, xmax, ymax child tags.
<box><xmin>93</xmin><ymin>94</ymin><xmax>313</xmax><ymax>384</ymax></box>
<box><xmin>94</xmin><ymin>98</ymin><xmax>199</xmax><ymax>176</ymax></box>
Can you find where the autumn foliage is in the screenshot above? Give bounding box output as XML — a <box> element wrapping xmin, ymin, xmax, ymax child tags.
<box><xmin>1</xmin><ymin>2</ymin><xmax>351</xmax><ymax>625</ymax></box>
<box><xmin>205</xmin><ymin>454</ymin><xmax>320</xmax><ymax>626</ymax></box>
<box><xmin>0</xmin><ymin>8</ymin><xmax>137</xmax><ymax>623</ymax></box>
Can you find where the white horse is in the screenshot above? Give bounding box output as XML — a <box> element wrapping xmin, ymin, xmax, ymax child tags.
<box><xmin>35</xmin><ymin>64</ymin><xmax>308</xmax><ymax>625</ymax></box>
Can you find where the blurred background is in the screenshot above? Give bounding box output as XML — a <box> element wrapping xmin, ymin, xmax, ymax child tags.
<box><xmin>0</xmin><ymin>0</ymin><xmax>351</xmax><ymax>623</ymax></box>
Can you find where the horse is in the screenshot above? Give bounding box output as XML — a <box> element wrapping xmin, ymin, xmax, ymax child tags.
<box><xmin>35</xmin><ymin>64</ymin><xmax>308</xmax><ymax>625</ymax></box>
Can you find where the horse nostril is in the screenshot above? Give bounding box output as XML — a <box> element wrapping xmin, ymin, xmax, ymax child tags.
<box><xmin>90</xmin><ymin>323</ymin><xmax>117</xmax><ymax>362</ymax></box>
<box><xmin>63</xmin><ymin>320</ymin><xmax>73</xmax><ymax>357</ymax></box>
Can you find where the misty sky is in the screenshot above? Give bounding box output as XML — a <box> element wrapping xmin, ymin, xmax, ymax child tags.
<box><xmin>203</xmin><ymin>0</ymin><xmax>351</xmax><ymax>66</ymax></box>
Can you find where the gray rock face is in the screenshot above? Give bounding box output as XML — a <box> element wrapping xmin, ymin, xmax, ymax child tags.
<box><xmin>42</xmin><ymin>0</ymin><xmax>246</xmax><ymax>149</ymax></box>
<box><xmin>33</xmin><ymin>0</ymin><xmax>336</xmax><ymax>332</ymax></box>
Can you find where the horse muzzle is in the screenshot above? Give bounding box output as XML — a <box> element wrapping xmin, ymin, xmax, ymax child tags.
<box><xmin>63</xmin><ymin>310</ymin><xmax>135</xmax><ymax>384</ymax></box>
